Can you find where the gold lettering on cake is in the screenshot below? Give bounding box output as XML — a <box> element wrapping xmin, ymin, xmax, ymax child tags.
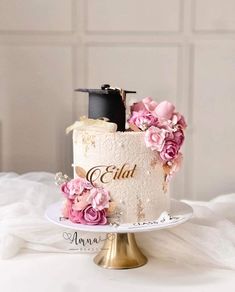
<box><xmin>86</xmin><ymin>163</ymin><xmax>137</xmax><ymax>186</ymax></box>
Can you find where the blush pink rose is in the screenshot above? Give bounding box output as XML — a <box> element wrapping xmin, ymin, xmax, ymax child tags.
<box><xmin>77</xmin><ymin>205</ymin><xmax>107</xmax><ymax>225</ymax></box>
<box><xmin>128</xmin><ymin>110</ymin><xmax>158</xmax><ymax>130</ymax></box>
<box><xmin>130</xmin><ymin>97</ymin><xmax>158</xmax><ymax>113</ymax></box>
<box><xmin>142</xmin><ymin>97</ymin><xmax>158</xmax><ymax>112</ymax></box>
<box><xmin>160</xmin><ymin>140</ymin><xmax>180</xmax><ymax>162</ymax></box>
<box><xmin>154</xmin><ymin>101</ymin><xmax>175</xmax><ymax>120</ymax></box>
<box><xmin>66</xmin><ymin>177</ymin><xmax>93</xmax><ymax>198</ymax></box>
<box><xmin>66</xmin><ymin>178</ymin><xmax>85</xmax><ymax>197</ymax></box>
<box><xmin>145</xmin><ymin>126</ymin><xmax>167</xmax><ymax>151</ymax></box>
<box><xmin>88</xmin><ymin>187</ymin><xmax>110</xmax><ymax>211</ymax></box>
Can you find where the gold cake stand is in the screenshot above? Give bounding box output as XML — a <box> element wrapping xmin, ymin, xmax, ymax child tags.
<box><xmin>94</xmin><ymin>233</ymin><xmax>147</xmax><ymax>269</ymax></box>
<box><xmin>45</xmin><ymin>199</ymin><xmax>193</xmax><ymax>270</ymax></box>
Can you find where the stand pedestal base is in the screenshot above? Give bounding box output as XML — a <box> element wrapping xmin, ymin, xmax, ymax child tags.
<box><xmin>94</xmin><ymin>233</ymin><xmax>147</xmax><ymax>269</ymax></box>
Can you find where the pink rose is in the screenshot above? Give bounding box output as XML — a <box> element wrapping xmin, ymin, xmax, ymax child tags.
<box><xmin>61</xmin><ymin>182</ymin><xmax>70</xmax><ymax>198</ymax></box>
<box><xmin>72</xmin><ymin>192</ymin><xmax>90</xmax><ymax>211</ymax></box>
<box><xmin>68</xmin><ymin>208</ymin><xmax>82</xmax><ymax>224</ymax></box>
<box><xmin>77</xmin><ymin>205</ymin><xmax>107</xmax><ymax>225</ymax></box>
<box><xmin>130</xmin><ymin>101</ymin><xmax>146</xmax><ymax>112</ymax></box>
<box><xmin>142</xmin><ymin>97</ymin><xmax>158</xmax><ymax>112</ymax></box>
<box><xmin>128</xmin><ymin>110</ymin><xmax>158</xmax><ymax>130</ymax></box>
<box><xmin>160</xmin><ymin>140</ymin><xmax>180</xmax><ymax>162</ymax></box>
<box><xmin>66</xmin><ymin>177</ymin><xmax>93</xmax><ymax>198</ymax></box>
<box><xmin>178</xmin><ymin>116</ymin><xmax>187</xmax><ymax>129</ymax></box>
<box><xmin>130</xmin><ymin>97</ymin><xmax>158</xmax><ymax>113</ymax></box>
<box><xmin>154</xmin><ymin>101</ymin><xmax>175</xmax><ymax>120</ymax></box>
<box><xmin>173</xmin><ymin>112</ymin><xmax>187</xmax><ymax>129</ymax></box>
<box><xmin>88</xmin><ymin>187</ymin><xmax>110</xmax><ymax>211</ymax></box>
<box><xmin>145</xmin><ymin>126</ymin><xmax>167</xmax><ymax>151</ymax></box>
<box><xmin>66</xmin><ymin>178</ymin><xmax>85</xmax><ymax>197</ymax></box>
<box><xmin>173</xmin><ymin>129</ymin><xmax>184</xmax><ymax>147</ymax></box>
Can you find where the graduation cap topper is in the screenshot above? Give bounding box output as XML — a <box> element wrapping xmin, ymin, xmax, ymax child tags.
<box><xmin>75</xmin><ymin>84</ymin><xmax>136</xmax><ymax>131</ymax></box>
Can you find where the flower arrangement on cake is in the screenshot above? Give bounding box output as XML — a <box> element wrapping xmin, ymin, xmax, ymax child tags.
<box><xmin>59</xmin><ymin>175</ymin><xmax>114</xmax><ymax>225</ymax></box>
<box><xmin>128</xmin><ymin>97</ymin><xmax>187</xmax><ymax>182</ymax></box>
<box><xmin>56</xmin><ymin>85</ymin><xmax>187</xmax><ymax>226</ymax></box>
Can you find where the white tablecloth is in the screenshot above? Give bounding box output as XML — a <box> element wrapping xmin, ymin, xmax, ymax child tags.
<box><xmin>1</xmin><ymin>252</ymin><xmax>235</xmax><ymax>292</ymax></box>
<box><xmin>0</xmin><ymin>172</ymin><xmax>235</xmax><ymax>291</ymax></box>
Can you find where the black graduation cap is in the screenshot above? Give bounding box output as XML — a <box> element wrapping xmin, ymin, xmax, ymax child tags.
<box><xmin>75</xmin><ymin>84</ymin><xmax>136</xmax><ymax>131</ymax></box>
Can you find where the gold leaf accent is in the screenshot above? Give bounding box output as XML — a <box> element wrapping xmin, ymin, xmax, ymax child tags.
<box><xmin>137</xmin><ymin>197</ymin><xmax>145</xmax><ymax>221</ymax></box>
<box><xmin>75</xmin><ymin>166</ymin><xmax>87</xmax><ymax>178</ymax></box>
<box><xmin>106</xmin><ymin>202</ymin><xmax>116</xmax><ymax>216</ymax></box>
<box><xmin>162</xmin><ymin>177</ymin><xmax>168</xmax><ymax>194</ymax></box>
<box><xmin>163</xmin><ymin>163</ymin><xmax>171</xmax><ymax>175</ymax></box>
<box><xmin>82</xmin><ymin>133</ymin><xmax>96</xmax><ymax>155</ymax></box>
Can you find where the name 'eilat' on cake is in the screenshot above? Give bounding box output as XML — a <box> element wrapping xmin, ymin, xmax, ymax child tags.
<box><xmin>56</xmin><ymin>84</ymin><xmax>187</xmax><ymax>226</ymax></box>
<box><xmin>86</xmin><ymin>163</ymin><xmax>137</xmax><ymax>186</ymax></box>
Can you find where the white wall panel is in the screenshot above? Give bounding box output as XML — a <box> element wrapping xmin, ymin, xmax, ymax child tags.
<box><xmin>192</xmin><ymin>42</ymin><xmax>235</xmax><ymax>199</ymax></box>
<box><xmin>0</xmin><ymin>0</ymin><xmax>72</xmax><ymax>32</ymax></box>
<box><xmin>0</xmin><ymin>45</ymin><xmax>73</xmax><ymax>173</ymax></box>
<box><xmin>86</xmin><ymin>45</ymin><xmax>179</xmax><ymax>102</ymax></box>
<box><xmin>86</xmin><ymin>0</ymin><xmax>182</xmax><ymax>33</ymax></box>
<box><xmin>194</xmin><ymin>0</ymin><xmax>235</xmax><ymax>31</ymax></box>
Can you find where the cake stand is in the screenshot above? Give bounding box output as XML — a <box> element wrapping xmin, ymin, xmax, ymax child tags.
<box><xmin>45</xmin><ymin>199</ymin><xmax>193</xmax><ymax>269</ymax></box>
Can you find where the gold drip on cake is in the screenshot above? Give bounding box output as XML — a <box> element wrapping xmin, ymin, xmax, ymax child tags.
<box><xmin>94</xmin><ymin>233</ymin><xmax>147</xmax><ymax>269</ymax></box>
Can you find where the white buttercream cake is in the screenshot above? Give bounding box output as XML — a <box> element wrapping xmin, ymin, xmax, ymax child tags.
<box><xmin>59</xmin><ymin>96</ymin><xmax>186</xmax><ymax>226</ymax></box>
<box><xmin>72</xmin><ymin>129</ymin><xmax>170</xmax><ymax>224</ymax></box>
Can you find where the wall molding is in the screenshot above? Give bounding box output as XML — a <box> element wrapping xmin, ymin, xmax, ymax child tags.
<box><xmin>84</xmin><ymin>0</ymin><xmax>184</xmax><ymax>35</ymax></box>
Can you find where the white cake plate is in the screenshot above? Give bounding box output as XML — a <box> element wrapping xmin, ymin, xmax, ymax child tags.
<box><xmin>45</xmin><ymin>199</ymin><xmax>193</xmax><ymax>269</ymax></box>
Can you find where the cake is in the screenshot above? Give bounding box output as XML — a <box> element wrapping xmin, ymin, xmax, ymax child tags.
<box><xmin>57</xmin><ymin>85</ymin><xmax>186</xmax><ymax>226</ymax></box>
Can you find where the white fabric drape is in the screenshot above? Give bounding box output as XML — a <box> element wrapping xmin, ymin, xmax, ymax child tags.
<box><xmin>0</xmin><ymin>172</ymin><xmax>234</xmax><ymax>269</ymax></box>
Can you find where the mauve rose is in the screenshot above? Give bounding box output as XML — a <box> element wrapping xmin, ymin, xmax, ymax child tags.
<box><xmin>88</xmin><ymin>187</ymin><xmax>110</xmax><ymax>211</ymax></box>
<box><xmin>173</xmin><ymin>129</ymin><xmax>184</xmax><ymax>147</ymax></box>
<box><xmin>145</xmin><ymin>126</ymin><xmax>167</xmax><ymax>151</ymax></box>
<box><xmin>154</xmin><ymin>101</ymin><xmax>175</xmax><ymax>120</ymax></box>
<box><xmin>130</xmin><ymin>101</ymin><xmax>146</xmax><ymax>112</ymax></box>
<box><xmin>172</xmin><ymin>113</ymin><xmax>187</xmax><ymax>130</ymax></box>
<box><xmin>61</xmin><ymin>182</ymin><xmax>70</xmax><ymax>198</ymax></box>
<box><xmin>77</xmin><ymin>205</ymin><xmax>107</xmax><ymax>225</ymax></box>
<box><xmin>160</xmin><ymin>140</ymin><xmax>180</xmax><ymax>162</ymax></box>
<box><xmin>178</xmin><ymin>116</ymin><xmax>187</xmax><ymax>129</ymax></box>
<box><xmin>128</xmin><ymin>110</ymin><xmax>158</xmax><ymax>130</ymax></box>
<box><xmin>68</xmin><ymin>208</ymin><xmax>81</xmax><ymax>224</ymax></box>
